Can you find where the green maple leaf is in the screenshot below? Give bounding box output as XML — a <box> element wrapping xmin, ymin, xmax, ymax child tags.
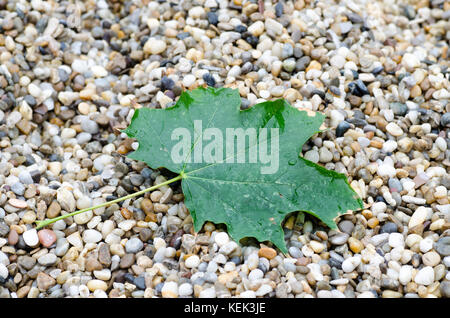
<box><xmin>123</xmin><ymin>87</ymin><xmax>363</xmax><ymax>253</ymax></box>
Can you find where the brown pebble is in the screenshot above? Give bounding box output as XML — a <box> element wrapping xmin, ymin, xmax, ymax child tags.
<box><xmin>16</xmin><ymin>286</ymin><xmax>31</xmax><ymax>298</ymax></box>
<box><xmin>348</xmin><ymin>237</ymin><xmax>364</xmax><ymax>253</ymax></box>
<box><xmin>98</xmin><ymin>243</ymin><xmax>112</xmax><ymax>266</ymax></box>
<box><xmin>258</xmin><ymin>247</ymin><xmax>277</xmax><ymax>260</ymax></box>
<box><xmin>46</xmin><ymin>201</ymin><xmax>61</xmax><ymax>218</ymax></box>
<box><xmin>8</xmin><ymin>229</ymin><xmax>19</xmax><ymax>245</ymax></box>
<box><xmin>141</xmin><ymin>198</ymin><xmax>154</xmax><ymax>214</ymax></box>
<box><xmin>8</xmin><ymin>198</ymin><xmax>28</xmax><ymax>209</ymax></box>
<box><xmin>36</xmin><ymin>272</ymin><xmax>56</xmax><ymax>291</ymax></box>
<box><xmin>367</xmin><ymin>217</ymin><xmax>379</xmax><ymax>229</ymax></box>
<box><xmin>144</xmin><ymin>212</ymin><xmax>158</xmax><ymax>223</ymax></box>
<box><xmin>119</xmin><ymin>254</ymin><xmax>136</xmax><ymax>269</ymax></box>
<box><xmin>120</xmin><ymin>207</ymin><xmax>132</xmax><ymax>219</ymax></box>
<box><xmin>85</xmin><ymin>256</ymin><xmax>103</xmax><ymax>272</ymax></box>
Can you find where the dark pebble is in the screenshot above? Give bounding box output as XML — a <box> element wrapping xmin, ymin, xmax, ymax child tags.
<box><xmin>330</xmin><ymin>86</ymin><xmax>341</xmax><ymax>96</ymax></box>
<box><xmin>354</xmin><ymin>80</ymin><xmax>370</xmax><ymax>96</ymax></box>
<box><xmin>275</xmin><ymin>2</ymin><xmax>284</xmax><ymax>17</ymax></box>
<box><xmin>338</xmin><ymin>220</ymin><xmax>354</xmax><ymax>234</ymax></box>
<box><xmin>295</xmin><ymin>56</ymin><xmax>310</xmax><ymax>72</ymax></box>
<box><xmin>372</xmin><ymin>66</ymin><xmax>384</xmax><ymax>75</ymax></box>
<box><xmin>441</xmin><ymin>113</ymin><xmax>450</xmax><ymax>127</ymax></box>
<box><xmin>336</xmin><ymin>121</ymin><xmax>351</xmax><ymax>137</ymax></box>
<box><xmin>161</xmin><ymin>76</ymin><xmax>175</xmax><ymax>90</ymax></box>
<box><xmin>134</xmin><ymin>276</ymin><xmax>146</xmax><ymax>290</ymax></box>
<box><xmin>235</xmin><ymin>25</ymin><xmax>247</xmax><ymax>33</ymax></box>
<box><xmin>24</xmin><ymin>95</ymin><xmax>36</xmax><ymax>107</ymax></box>
<box><xmin>390</xmin><ymin>102</ymin><xmax>408</xmax><ymax>116</ymax></box>
<box><xmin>24</xmin><ymin>154</ymin><xmax>36</xmax><ymax>166</ymax></box>
<box><xmin>155</xmin><ymin>282</ymin><xmax>164</xmax><ymax>295</ymax></box>
<box><xmin>311</xmin><ymin>90</ymin><xmax>325</xmax><ymax>99</ymax></box>
<box><xmin>230</xmin><ymin>256</ymin><xmax>242</xmax><ymax>265</ymax></box>
<box><xmin>207</xmin><ymin>12</ymin><xmax>218</xmax><ymax>25</ymax></box>
<box><xmin>124</xmin><ymin>273</ymin><xmax>135</xmax><ymax>283</ymax></box>
<box><xmin>403</xmin><ymin>5</ymin><xmax>416</xmax><ymax>20</ymax></box>
<box><xmin>203</xmin><ymin>73</ymin><xmax>216</xmax><ymax>87</ymax></box>
<box><xmin>30</xmin><ymin>170</ymin><xmax>41</xmax><ymax>183</ymax></box>
<box><xmin>245</xmin><ymin>35</ymin><xmax>259</xmax><ymax>48</ymax></box>
<box><xmin>380</xmin><ymin>222</ymin><xmax>398</xmax><ymax>234</ymax></box>
<box><xmin>346</xmin><ymin>12</ymin><xmax>363</xmax><ymax>24</ymax></box>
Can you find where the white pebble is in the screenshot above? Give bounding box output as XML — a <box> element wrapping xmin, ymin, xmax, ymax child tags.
<box><xmin>408</xmin><ymin>206</ymin><xmax>430</xmax><ymax>228</ymax></box>
<box><xmin>199</xmin><ymin>287</ymin><xmax>216</xmax><ymax>298</ymax></box>
<box><xmin>0</xmin><ymin>263</ymin><xmax>8</xmax><ymax>279</ymax></box>
<box><xmin>23</xmin><ymin>229</ymin><xmax>39</xmax><ymax>247</ymax></box>
<box><xmin>399</xmin><ymin>265</ymin><xmax>413</xmax><ymax>285</ymax></box>
<box><xmin>248</xmin><ymin>269</ymin><xmax>264</xmax><ymax>281</ymax></box>
<box><xmin>388</xmin><ymin>233</ymin><xmax>405</xmax><ymax>248</ymax></box>
<box><xmin>219</xmin><ymin>241</ymin><xmax>238</xmax><ymax>255</ymax></box>
<box><xmin>118</xmin><ymin>220</ymin><xmax>136</xmax><ymax>231</ymax></box>
<box><xmin>185</xmin><ymin>255</ymin><xmax>200</xmax><ymax>269</ymax></box>
<box><xmin>255</xmin><ymin>284</ymin><xmax>272</xmax><ymax>296</ymax></box>
<box><xmin>178</xmin><ymin>283</ymin><xmax>193</xmax><ymax>296</ymax></box>
<box><xmin>161</xmin><ymin>281</ymin><xmax>178</xmax><ymax>298</ymax></box>
<box><xmin>414</xmin><ymin>266</ymin><xmax>434</xmax><ymax>286</ymax></box>
<box><xmin>419</xmin><ymin>237</ymin><xmax>434</xmax><ymax>253</ymax></box>
<box><xmin>342</xmin><ymin>256</ymin><xmax>361</xmax><ymax>273</ymax></box>
<box><xmin>82</xmin><ymin>229</ymin><xmax>102</xmax><ymax>243</ymax></box>
<box><xmin>214</xmin><ymin>232</ymin><xmax>230</xmax><ymax>247</ymax></box>
<box><xmin>386</xmin><ymin>123</ymin><xmax>403</xmax><ymax>136</ymax></box>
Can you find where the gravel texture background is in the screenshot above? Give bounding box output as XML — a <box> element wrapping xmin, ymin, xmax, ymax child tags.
<box><xmin>0</xmin><ymin>0</ymin><xmax>449</xmax><ymax>298</ymax></box>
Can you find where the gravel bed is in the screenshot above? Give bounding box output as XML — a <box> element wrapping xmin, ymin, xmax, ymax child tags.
<box><xmin>0</xmin><ymin>0</ymin><xmax>449</xmax><ymax>298</ymax></box>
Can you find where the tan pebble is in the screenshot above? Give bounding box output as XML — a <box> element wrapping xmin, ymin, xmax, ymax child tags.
<box><xmin>429</xmin><ymin>219</ymin><xmax>445</xmax><ymax>231</ymax></box>
<box><xmin>87</xmin><ymin>279</ymin><xmax>108</xmax><ymax>292</ymax></box>
<box><xmin>57</xmin><ymin>271</ymin><xmax>71</xmax><ymax>285</ymax></box>
<box><xmin>306</xmin><ymin>60</ymin><xmax>322</xmax><ymax>72</ymax></box>
<box><xmin>46</xmin><ymin>201</ymin><xmax>61</xmax><ymax>218</ymax></box>
<box><xmin>382</xmin><ymin>290</ymin><xmax>403</xmax><ymax>298</ymax></box>
<box><xmin>8</xmin><ymin>198</ymin><xmax>27</xmax><ymax>209</ymax></box>
<box><xmin>367</xmin><ymin>217</ymin><xmax>379</xmax><ymax>229</ymax></box>
<box><xmin>120</xmin><ymin>207</ymin><xmax>133</xmax><ymax>219</ymax></box>
<box><xmin>22</xmin><ymin>211</ymin><xmax>36</xmax><ymax>224</ymax></box>
<box><xmin>218</xmin><ymin>271</ymin><xmax>238</xmax><ymax>285</ymax></box>
<box><xmin>348</xmin><ymin>237</ymin><xmax>364</xmax><ymax>253</ymax></box>
<box><xmin>141</xmin><ymin>198</ymin><xmax>154</xmax><ymax>214</ymax></box>
<box><xmin>154</xmin><ymin>203</ymin><xmax>168</xmax><ymax>213</ymax></box>
<box><xmin>150</xmin><ymin>191</ymin><xmax>163</xmax><ymax>202</ymax></box>
<box><xmin>410</xmin><ymin>85</ymin><xmax>422</xmax><ymax>98</ymax></box>
<box><xmin>16</xmin><ymin>286</ymin><xmax>31</xmax><ymax>298</ymax></box>
<box><xmin>78</xmin><ymin>102</ymin><xmax>90</xmax><ymax>115</ymax></box>
<box><xmin>36</xmin><ymin>272</ymin><xmax>56</xmax><ymax>291</ymax></box>
<box><xmin>422</xmin><ymin>251</ymin><xmax>440</xmax><ymax>267</ymax></box>
<box><xmin>309</xmin><ymin>240</ymin><xmax>325</xmax><ymax>253</ymax></box>
<box><xmin>258</xmin><ymin>247</ymin><xmax>277</xmax><ymax>260</ymax></box>
<box><xmin>370</xmin><ymin>140</ymin><xmax>383</xmax><ymax>149</ymax></box>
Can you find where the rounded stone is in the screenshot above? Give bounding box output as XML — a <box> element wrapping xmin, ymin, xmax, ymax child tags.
<box><xmin>125</xmin><ymin>237</ymin><xmax>144</xmax><ymax>253</ymax></box>
<box><xmin>414</xmin><ymin>266</ymin><xmax>434</xmax><ymax>286</ymax></box>
<box><xmin>23</xmin><ymin>229</ymin><xmax>39</xmax><ymax>247</ymax></box>
<box><xmin>87</xmin><ymin>280</ymin><xmax>108</xmax><ymax>292</ymax></box>
<box><xmin>38</xmin><ymin>229</ymin><xmax>57</xmax><ymax>248</ymax></box>
<box><xmin>185</xmin><ymin>255</ymin><xmax>200</xmax><ymax>269</ymax></box>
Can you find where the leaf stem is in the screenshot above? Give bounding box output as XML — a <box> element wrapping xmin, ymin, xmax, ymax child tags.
<box><xmin>35</xmin><ymin>174</ymin><xmax>183</xmax><ymax>230</ymax></box>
